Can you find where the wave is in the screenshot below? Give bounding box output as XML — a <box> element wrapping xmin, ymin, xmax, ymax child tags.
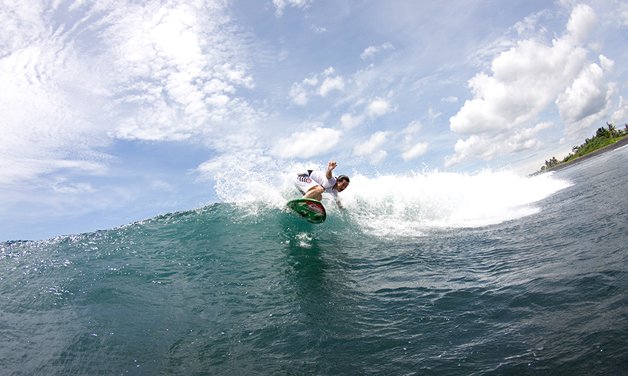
<box><xmin>211</xmin><ymin>162</ymin><xmax>573</xmax><ymax>237</ymax></box>
<box><xmin>2</xmin><ymin>165</ymin><xmax>571</xmax><ymax>247</ymax></box>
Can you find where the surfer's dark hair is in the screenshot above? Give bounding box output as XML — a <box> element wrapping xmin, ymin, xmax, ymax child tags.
<box><xmin>337</xmin><ymin>175</ymin><xmax>350</xmax><ymax>183</ymax></box>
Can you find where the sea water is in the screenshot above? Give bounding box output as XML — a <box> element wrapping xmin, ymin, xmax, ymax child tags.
<box><xmin>1</xmin><ymin>147</ymin><xmax>627</xmax><ymax>375</ymax></box>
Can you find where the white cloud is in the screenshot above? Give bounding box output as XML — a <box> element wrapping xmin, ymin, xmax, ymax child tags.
<box><xmin>289</xmin><ymin>67</ymin><xmax>344</xmax><ymax>104</ymax></box>
<box><xmin>104</xmin><ymin>2</ymin><xmax>257</xmax><ymax>142</ymax></box>
<box><xmin>354</xmin><ymin>131</ymin><xmax>391</xmax><ymax>156</ymax></box>
<box><xmin>0</xmin><ymin>4</ymin><xmax>111</xmax><ymax>185</ymax></box>
<box><xmin>450</xmin><ymin>34</ymin><xmax>588</xmax><ymax>135</ymax></box>
<box><xmin>323</xmin><ymin>67</ymin><xmax>335</xmax><ymax>76</ymax></box>
<box><xmin>610</xmin><ymin>96</ymin><xmax>628</xmax><ymax>125</ymax></box>
<box><xmin>618</xmin><ymin>1</ymin><xmax>628</xmax><ymax>26</ymax></box>
<box><xmin>289</xmin><ymin>77</ymin><xmax>316</xmax><ymax>105</ymax></box>
<box><xmin>0</xmin><ymin>2</ymin><xmax>47</xmax><ymax>51</ymax></box>
<box><xmin>556</xmin><ymin>63</ymin><xmax>609</xmax><ymax>129</ymax></box>
<box><xmin>513</xmin><ymin>11</ymin><xmax>548</xmax><ymax>36</ymax></box>
<box><xmin>318</xmin><ymin>76</ymin><xmax>345</xmax><ymax>97</ymax></box>
<box><xmin>361</xmin><ymin>46</ymin><xmax>378</xmax><ymax>60</ymax></box>
<box><xmin>599</xmin><ymin>54</ymin><xmax>614</xmax><ymax>72</ymax></box>
<box><xmin>399</xmin><ymin>121</ymin><xmax>427</xmax><ymax>161</ymax></box>
<box><xmin>311</xmin><ymin>24</ymin><xmax>327</xmax><ymax>34</ymax></box>
<box><xmin>340</xmin><ymin>113</ymin><xmax>365</xmax><ymax>129</ymax></box>
<box><xmin>367</xmin><ymin>97</ymin><xmax>395</xmax><ymax>117</ymax></box>
<box><xmin>360</xmin><ymin>43</ymin><xmax>394</xmax><ymax>60</ymax></box>
<box><xmin>370</xmin><ymin>150</ymin><xmax>388</xmax><ymax>165</ymax></box>
<box><xmin>354</xmin><ymin>131</ymin><xmax>392</xmax><ymax>165</ymax></box>
<box><xmin>271</xmin><ymin>127</ymin><xmax>342</xmax><ymax>158</ymax></box>
<box><xmin>565</xmin><ymin>3</ymin><xmax>598</xmax><ymax>44</ymax></box>
<box><xmin>441</xmin><ymin>96</ymin><xmax>459</xmax><ymax>103</ymax></box>
<box><xmin>0</xmin><ymin>0</ymin><xmax>263</xmax><ymax>189</ymax></box>
<box><xmin>337</xmin><ymin>93</ymin><xmax>398</xmax><ymax>132</ymax></box>
<box><xmin>51</xmin><ymin>179</ymin><xmax>98</xmax><ymax>194</ymax></box>
<box><xmin>428</xmin><ymin>108</ymin><xmax>442</xmax><ymax>122</ymax></box>
<box><xmin>401</xmin><ymin>120</ymin><xmax>422</xmax><ymax>134</ymax></box>
<box><xmin>402</xmin><ymin>142</ymin><xmax>429</xmax><ymax>162</ymax></box>
<box><xmin>565</xmin><ymin>81</ymin><xmax>616</xmax><ymax>137</ymax></box>
<box><xmin>272</xmin><ymin>0</ymin><xmax>310</xmax><ymax>17</ymax></box>
<box><xmin>445</xmin><ymin>122</ymin><xmax>552</xmax><ymax>167</ymax></box>
<box><xmin>446</xmin><ymin>4</ymin><xmax>613</xmax><ymax>166</ymax></box>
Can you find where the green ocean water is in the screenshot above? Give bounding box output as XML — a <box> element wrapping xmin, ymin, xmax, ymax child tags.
<box><xmin>2</xmin><ymin>147</ymin><xmax>628</xmax><ymax>375</ymax></box>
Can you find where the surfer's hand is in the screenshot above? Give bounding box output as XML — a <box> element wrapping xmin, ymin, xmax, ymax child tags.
<box><xmin>326</xmin><ymin>161</ymin><xmax>337</xmax><ymax>179</ymax></box>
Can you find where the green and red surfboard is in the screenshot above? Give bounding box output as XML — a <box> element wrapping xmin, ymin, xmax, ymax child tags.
<box><xmin>286</xmin><ymin>198</ymin><xmax>326</xmax><ymax>224</ymax></box>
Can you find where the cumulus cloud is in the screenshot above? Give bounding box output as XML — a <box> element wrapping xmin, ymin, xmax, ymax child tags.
<box><xmin>340</xmin><ymin>113</ymin><xmax>365</xmax><ymax>129</ymax></box>
<box><xmin>319</xmin><ymin>76</ymin><xmax>345</xmax><ymax>97</ymax></box>
<box><xmin>353</xmin><ymin>131</ymin><xmax>391</xmax><ymax>164</ymax></box>
<box><xmin>271</xmin><ymin>127</ymin><xmax>342</xmax><ymax>158</ymax></box>
<box><xmin>369</xmin><ymin>150</ymin><xmax>388</xmax><ymax>165</ymax></box>
<box><xmin>565</xmin><ymin>3</ymin><xmax>598</xmax><ymax>44</ymax></box>
<box><xmin>556</xmin><ymin>63</ymin><xmax>607</xmax><ymax>125</ymax></box>
<box><xmin>360</xmin><ymin>46</ymin><xmax>379</xmax><ymax>60</ymax></box>
<box><xmin>401</xmin><ymin>121</ymin><xmax>422</xmax><ymax>134</ymax></box>
<box><xmin>289</xmin><ymin>67</ymin><xmax>344</xmax><ymax>105</ymax></box>
<box><xmin>402</xmin><ymin>142</ymin><xmax>429</xmax><ymax>162</ymax></box>
<box><xmin>599</xmin><ymin>54</ymin><xmax>614</xmax><ymax>72</ymax></box>
<box><xmin>445</xmin><ymin>122</ymin><xmax>552</xmax><ymax>167</ymax></box>
<box><xmin>289</xmin><ymin>76</ymin><xmax>318</xmax><ymax>105</ymax></box>
<box><xmin>367</xmin><ymin>97</ymin><xmax>396</xmax><ymax>117</ymax></box>
<box><xmin>513</xmin><ymin>11</ymin><xmax>550</xmax><ymax>36</ymax></box>
<box><xmin>449</xmin><ymin>33</ymin><xmax>588</xmax><ymax>135</ymax></box>
<box><xmin>398</xmin><ymin>121</ymin><xmax>428</xmax><ymax>162</ymax></box>
<box><xmin>354</xmin><ymin>131</ymin><xmax>390</xmax><ymax>156</ymax></box>
<box><xmin>337</xmin><ymin>92</ymin><xmax>396</xmax><ymax>130</ymax></box>
<box><xmin>610</xmin><ymin>96</ymin><xmax>628</xmax><ymax>125</ymax></box>
<box><xmin>352</xmin><ymin>125</ymin><xmax>429</xmax><ymax>164</ymax></box>
<box><xmin>446</xmin><ymin>4</ymin><xmax>614</xmax><ymax>166</ymax></box>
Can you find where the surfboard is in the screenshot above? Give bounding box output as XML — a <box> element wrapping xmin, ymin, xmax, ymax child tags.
<box><xmin>286</xmin><ymin>198</ymin><xmax>326</xmax><ymax>224</ymax></box>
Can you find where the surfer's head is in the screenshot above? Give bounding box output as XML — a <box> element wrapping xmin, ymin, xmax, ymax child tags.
<box><xmin>335</xmin><ymin>175</ymin><xmax>350</xmax><ymax>192</ymax></box>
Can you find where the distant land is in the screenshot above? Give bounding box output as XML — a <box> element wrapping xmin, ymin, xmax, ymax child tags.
<box><xmin>535</xmin><ymin>123</ymin><xmax>628</xmax><ymax>174</ymax></box>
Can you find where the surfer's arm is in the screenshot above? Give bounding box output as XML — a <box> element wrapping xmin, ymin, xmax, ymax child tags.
<box><xmin>326</xmin><ymin>161</ymin><xmax>337</xmax><ymax>179</ymax></box>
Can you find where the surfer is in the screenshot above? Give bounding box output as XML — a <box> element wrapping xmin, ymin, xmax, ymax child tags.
<box><xmin>295</xmin><ymin>161</ymin><xmax>350</xmax><ymax>209</ymax></box>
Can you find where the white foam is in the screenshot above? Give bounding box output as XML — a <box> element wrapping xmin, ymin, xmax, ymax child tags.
<box><xmin>340</xmin><ymin>170</ymin><xmax>571</xmax><ymax>236</ymax></box>
<box><xmin>213</xmin><ymin>158</ymin><xmax>572</xmax><ymax>236</ymax></box>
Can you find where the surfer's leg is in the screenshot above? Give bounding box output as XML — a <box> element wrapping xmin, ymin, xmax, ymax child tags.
<box><xmin>295</xmin><ymin>173</ymin><xmax>316</xmax><ymax>195</ymax></box>
<box><xmin>303</xmin><ymin>185</ymin><xmax>324</xmax><ymax>201</ymax></box>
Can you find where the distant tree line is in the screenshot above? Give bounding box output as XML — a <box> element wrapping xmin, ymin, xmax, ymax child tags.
<box><xmin>538</xmin><ymin>123</ymin><xmax>628</xmax><ymax>173</ymax></box>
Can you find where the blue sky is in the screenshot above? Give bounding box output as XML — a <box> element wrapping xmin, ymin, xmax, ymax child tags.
<box><xmin>1</xmin><ymin>0</ymin><xmax>627</xmax><ymax>241</ymax></box>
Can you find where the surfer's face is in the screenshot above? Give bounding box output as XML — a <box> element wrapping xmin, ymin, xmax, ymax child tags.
<box><xmin>336</xmin><ymin>179</ymin><xmax>349</xmax><ymax>192</ymax></box>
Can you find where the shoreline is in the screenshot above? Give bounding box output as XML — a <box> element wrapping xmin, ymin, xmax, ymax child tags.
<box><xmin>532</xmin><ymin>136</ymin><xmax>628</xmax><ymax>175</ymax></box>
